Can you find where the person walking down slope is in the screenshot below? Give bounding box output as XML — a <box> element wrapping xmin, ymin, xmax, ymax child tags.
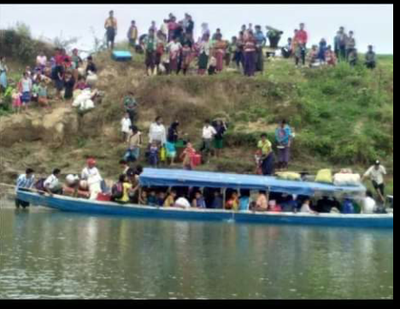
<box><xmin>201</xmin><ymin>120</ymin><xmax>217</xmax><ymax>163</ymax></box>
<box><xmin>105</xmin><ymin>10</ymin><xmax>118</xmax><ymax>50</ymax></box>
<box><xmin>275</xmin><ymin>120</ymin><xmax>293</xmax><ymax>170</ymax></box>
<box><xmin>258</xmin><ymin>134</ymin><xmax>275</xmax><ymax>176</ymax></box>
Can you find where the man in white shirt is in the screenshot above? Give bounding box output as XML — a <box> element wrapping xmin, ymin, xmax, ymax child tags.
<box><xmin>361</xmin><ymin>190</ymin><xmax>377</xmax><ymax>214</ymax></box>
<box><xmin>44</xmin><ymin>169</ymin><xmax>62</xmax><ymax>195</ymax></box>
<box><xmin>121</xmin><ymin>112</ymin><xmax>132</xmax><ymax>142</ymax></box>
<box><xmin>201</xmin><ymin>119</ymin><xmax>217</xmax><ymax>162</ymax></box>
<box><xmin>15</xmin><ymin>168</ymin><xmax>36</xmax><ymax>208</ymax></box>
<box><xmin>149</xmin><ymin>116</ymin><xmax>167</xmax><ymax>146</ymax></box>
<box><xmin>81</xmin><ymin>158</ymin><xmax>104</xmax><ymax>200</ymax></box>
<box><xmin>362</xmin><ymin>160</ymin><xmax>387</xmax><ymax>203</ymax></box>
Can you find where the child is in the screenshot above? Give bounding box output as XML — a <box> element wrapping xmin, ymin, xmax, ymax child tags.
<box><xmin>121</xmin><ymin>113</ymin><xmax>132</xmax><ymax>142</ymax></box>
<box><xmin>226</xmin><ymin>191</ymin><xmax>239</xmax><ymax>211</ymax></box>
<box><xmin>12</xmin><ymin>90</ymin><xmax>22</xmax><ymax>114</ymax></box>
<box><xmin>181</xmin><ymin>142</ymin><xmax>196</xmax><ymax>170</ymax></box>
<box><xmin>308</xmin><ymin>45</ymin><xmax>320</xmax><ymax>68</ymax></box>
<box><xmin>139</xmin><ymin>190</ymin><xmax>148</xmax><ymax>205</ymax></box>
<box><xmin>64</xmin><ymin>71</ymin><xmax>75</xmax><ymax>100</ymax></box>
<box><xmin>31</xmin><ymin>81</ymin><xmax>40</xmax><ymax>102</ymax></box>
<box><xmin>37</xmin><ymin>82</ymin><xmax>49</xmax><ymax>108</ymax></box>
<box><xmin>192</xmin><ymin>191</ymin><xmax>206</xmax><ymax>208</ymax></box>
<box><xmin>157</xmin><ymin>192</ymin><xmax>166</xmax><ymax>206</ymax></box>
<box><xmin>148</xmin><ymin>141</ymin><xmax>159</xmax><ymax>168</ymax></box>
<box><xmin>74</xmin><ymin>76</ymin><xmax>88</xmax><ymax>90</ymax></box>
<box><xmin>208</xmin><ymin>56</ymin><xmax>217</xmax><ymax>75</ymax></box>
<box><xmin>147</xmin><ymin>190</ymin><xmax>158</xmax><ymax>206</ymax></box>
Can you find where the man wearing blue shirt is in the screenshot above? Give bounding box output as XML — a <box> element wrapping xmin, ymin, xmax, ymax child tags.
<box><xmin>15</xmin><ymin>168</ymin><xmax>35</xmax><ymax>208</ymax></box>
<box><xmin>275</xmin><ymin>120</ymin><xmax>293</xmax><ymax>170</ymax></box>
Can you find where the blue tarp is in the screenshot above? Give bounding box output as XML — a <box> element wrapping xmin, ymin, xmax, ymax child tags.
<box><xmin>139</xmin><ymin>169</ymin><xmax>366</xmax><ymax>196</ymax></box>
<box><xmin>112</xmin><ymin>50</ymin><xmax>132</xmax><ymax>61</ymax></box>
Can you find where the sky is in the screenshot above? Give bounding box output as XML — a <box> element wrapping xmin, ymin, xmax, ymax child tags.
<box><xmin>0</xmin><ymin>4</ymin><xmax>394</xmax><ymax>55</ymax></box>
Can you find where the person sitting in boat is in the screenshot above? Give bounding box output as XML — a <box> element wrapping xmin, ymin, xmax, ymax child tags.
<box><xmin>268</xmin><ymin>199</ymin><xmax>282</xmax><ymax>212</ymax></box>
<box><xmin>192</xmin><ymin>191</ymin><xmax>207</xmax><ymax>208</ymax></box>
<box><xmin>316</xmin><ymin>196</ymin><xmax>340</xmax><ymax>213</ymax></box>
<box><xmin>341</xmin><ymin>197</ymin><xmax>355</xmax><ymax>214</ymax></box>
<box><xmin>211</xmin><ymin>191</ymin><xmax>223</xmax><ymax>209</ymax></box>
<box><xmin>174</xmin><ymin>196</ymin><xmax>191</xmax><ymax>209</ymax></box>
<box><xmin>164</xmin><ymin>190</ymin><xmax>177</xmax><ymax>207</ymax></box>
<box><xmin>15</xmin><ymin>168</ymin><xmax>36</xmax><ymax>209</ymax></box>
<box><xmin>300</xmin><ymin>198</ymin><xmax>318</xmax><ymax>214</ymax></box>
<box><xmin>226</xmin><ymin>191</ymin><xmax>239</xmax><ymax>211</ymax></box>
<box><xmin>139</xmin><ymin>190</ymin><xmax>148</xmax><ymax>205</ymax></box>
<box><xmin>148</xmin><ymin>190</ymin><xmax>158</xmax><ymax>206</ymax></box>
<box><xmin>43</xmin><ymin>169</ymin><xmax>63</xmax><ymax>196</ymax></box>
<box><xmin>114</xmin><ymin>174</ymin><xmax>134</xmax><ymax>204</ymax></box>
<box><xmin>254</xmin><ymin>191</ymin><xmax>269</xmax><ymax>211</ymax></box>
<box><xmin>361</xmin><ymin>190</ymin><xmax>377</xmax><ymax>214</ymax></box>
<box><xmin>158</xmin><ymin>191</ymin><xmax>167</xmax><ymax>207</ymax></box>
<box><xmin>280</xmin><ymin>194</ymin><xmax>298</xmax><ymax>212</ymax></box>
<box><xmin>239</xmin><ymin>190</ymin><xmax>251</xmax><ymax>211</ymax></box>
<box><xmin>63</xmin><ymin>174</ymin><xmax>80</xmax><ymax>197</ymax></box>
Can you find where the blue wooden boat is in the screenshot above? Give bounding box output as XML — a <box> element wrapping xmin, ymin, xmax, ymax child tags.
<box><xmin>16</xmin><ymin>169</ymin><xmax>393</xmax><ymax>229</ymax></box>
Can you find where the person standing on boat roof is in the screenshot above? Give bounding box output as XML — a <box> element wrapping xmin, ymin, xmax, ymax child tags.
<box><xmin>258</xmin><ymin>133</ymin><xmax>275</xmax><ymax>176</ymax></box>
<box><xmin>362</xmin><ymin>160</ymin><xmax>387</xmax><ymax>204</ymax></box>
<box><xmin>15</xmin><ymin>168</ymin><xmax>36</xmax><ymax>208</ymax></box>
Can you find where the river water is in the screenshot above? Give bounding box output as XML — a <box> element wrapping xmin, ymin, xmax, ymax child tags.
<box><xmin>0</xmin><ymin>202</ymin><xmax>393</xmax><ymax>299</ymax></box>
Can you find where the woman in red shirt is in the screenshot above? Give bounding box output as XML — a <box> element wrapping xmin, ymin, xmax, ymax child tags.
<box><xmin>243</xmin><ymin>31</ymin><xmax>257</xmax><ymax>77</ymax></box>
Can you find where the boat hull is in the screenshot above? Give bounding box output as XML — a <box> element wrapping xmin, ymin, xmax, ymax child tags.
<box><xmin>16</xmin><ymin>191</ymin><xmax>393</xmax><ymax>229</ymax></box>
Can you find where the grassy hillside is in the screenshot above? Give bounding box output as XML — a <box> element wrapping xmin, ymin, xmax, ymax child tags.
<box><xmin>0</xmin><ymin>40</ymin><xmax>393</xmax><ymax>194</ymax></box>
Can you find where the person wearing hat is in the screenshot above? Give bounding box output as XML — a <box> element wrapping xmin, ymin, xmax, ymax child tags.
<box><xmin>81</xmin><ymin>158</ymin><xmax>105</xmax><ymax>199</ymax></box>
<box><xmin>81</xmin><ymin>158</ymin><xmax>102</xmax><ymax>182</ymax></box>
<box><xmin>362</xmin><ymin>160</ymin><xmax>387</xmax><ymax>203</ymax></box>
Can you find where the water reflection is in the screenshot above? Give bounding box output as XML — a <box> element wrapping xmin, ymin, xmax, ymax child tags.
<box><xmin>0</xmin><ymin>205</ymin><xmax>393</xmax><ymax>299</ymax></box>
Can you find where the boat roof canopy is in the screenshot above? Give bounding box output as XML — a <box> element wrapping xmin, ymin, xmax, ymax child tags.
<box><xmin>140</xmin><ymin>169</ymin><xmax>367</xmax><ymax>197</ymax></box>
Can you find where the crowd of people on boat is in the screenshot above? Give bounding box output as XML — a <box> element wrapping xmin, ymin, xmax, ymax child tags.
<box><xmin>15</xmin><ymin>158</ymin><xmax>389</xmax><ymax>214</ymax></box>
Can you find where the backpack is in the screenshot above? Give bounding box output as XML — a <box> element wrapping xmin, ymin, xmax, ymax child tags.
<box><xmin>111</xmin><ymin>182</ymin><xmax>124</xmax><ymax>199</ymax></box>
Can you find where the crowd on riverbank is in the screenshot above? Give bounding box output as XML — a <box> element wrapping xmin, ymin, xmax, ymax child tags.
<box><xmin>104</xmin><ymin>10</ymin><xmax>378</xmax><ymax>76</ymax></box>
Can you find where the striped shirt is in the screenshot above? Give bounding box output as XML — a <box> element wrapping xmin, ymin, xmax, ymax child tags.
<box><xmin>16</xmin><ymin>174</ymin><xmax>35</xmax><ymax>193</ymax></box>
